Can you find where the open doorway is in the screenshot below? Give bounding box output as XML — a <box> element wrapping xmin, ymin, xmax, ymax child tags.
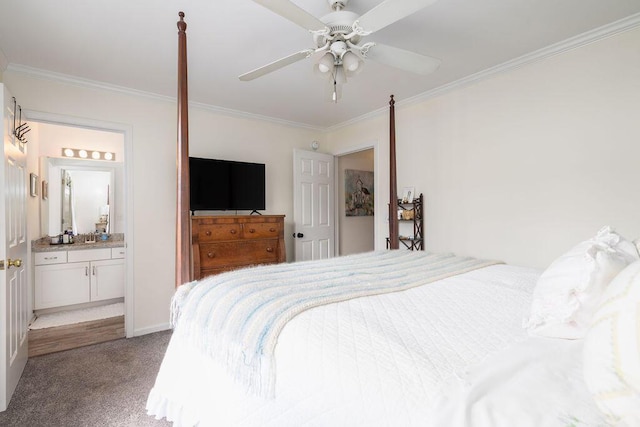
<box><xmin>336</xmin><ymin>148</ymin><xmax>375</xmax><ymax>256</ymax></box>
<box><xmin>25</xmin><ymin>118</ymin><xmax>129</xmax><ymax>356</ymax></box>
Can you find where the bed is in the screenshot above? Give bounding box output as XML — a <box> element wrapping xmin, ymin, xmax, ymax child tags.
<box><xmin>148</xmin><ymin>12</ymin><xmax>640</xmax><ymax>427</ymax></box>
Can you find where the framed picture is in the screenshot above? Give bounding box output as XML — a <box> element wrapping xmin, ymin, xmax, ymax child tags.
<box><xmin>42</xmin><ymin>180</ymin><xmax>48</xmax><ymax>200</ymax></box>
<box><xmin>29</xmin><ymin>173</ymin><xmax>39</xmax><ymax>197</ymax></box>
<box><xmin>401</xmin><ymin>186</ymin><xmax>415</xmax><ymax>203</ymax></box>
<box><xmin>345</xmin><ymin>169</ymin><xmax>374</xmax><ymax>216</ymax></box>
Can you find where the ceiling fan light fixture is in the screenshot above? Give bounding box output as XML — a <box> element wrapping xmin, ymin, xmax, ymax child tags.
<box><xmin>342</xmin><ymin>51</ymin><xmax>361</xmax><ymax>72</ymax></box>
<box><xmin>314</xmin><ymin>52</ymin><xmax>336</xmax><ymax>76</ymax></box>
<box><xmin>330</xmin><ymin>40</ymin><xmax>347</xmax><ymax>56</ymax></box>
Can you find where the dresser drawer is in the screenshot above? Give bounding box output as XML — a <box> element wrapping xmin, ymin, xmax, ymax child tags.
<box><xmin>198</xmin><ymin>224</ymin><xmax>242</xmax><ymax>242</ymax></box>
<box><xmin>243</xmin><ymin>222</ymin><xmax>282</xmax><ymax>239</ymax></box>
<box><xmin>199</xmin><ymin>240</ymin><xmax>280</xmax><ymax>268</ymax></box>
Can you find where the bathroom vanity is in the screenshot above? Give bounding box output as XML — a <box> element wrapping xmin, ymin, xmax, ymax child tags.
<box><xmin>32</xmin><ymin>236</ymin><xmax>125</xmax><ymax>311</ymax></box>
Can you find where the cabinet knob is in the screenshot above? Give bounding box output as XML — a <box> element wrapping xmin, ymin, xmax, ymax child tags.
<box><xmin>269</xmin><ymin>228</ymin><xmax>275</xmax><ymax>232</ymax></box>
<box><xmin>205</xmin><ymin>231</ymin><xmax>212</xmax><ymax>236</ymax></box>
<box><xmin>207</xmin><ymin>252</ymin><xmax>215</xmax><ymax>258</ymax></box>
<box><xmin>230</xmin><ymin>229</ymin><xmax>237</xmax><ymax>235</ymax></box>
<box><xmin>248</xmin><ymin>228</ymin><xmax>255</xmax><ymax>233</ymax></box>
<box><xmin>266</xmin><ymin>247</ymin><xmax>273</xmax><ymax>253</ymax></box>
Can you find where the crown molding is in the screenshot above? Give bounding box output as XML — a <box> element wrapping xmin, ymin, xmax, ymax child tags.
<box><xmin>327</xmin><ymin>12</ymin><xmax>640</xmax><ymax>132</ymax></box>
<box><xmin>5</xmin><ymin>64</ymin><xmax>324</xmax><ymax>132</ymax></box>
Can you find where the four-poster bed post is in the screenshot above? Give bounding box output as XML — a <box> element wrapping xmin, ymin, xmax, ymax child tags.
<box><xmin>388</xmin><ymin>95</ymin><xmax>399</xmax><ymax>249</ymax></box>
<box><xmin>176</xmin><ymin>11</ymin><xmax>192</xmax><ymax>287</ymax></box>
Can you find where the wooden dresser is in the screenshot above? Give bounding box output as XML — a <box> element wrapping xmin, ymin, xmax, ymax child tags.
<box><xmin>191</xmin><ymin>215</ymin><xmax>285</xmax><ymax>279</ymax></box>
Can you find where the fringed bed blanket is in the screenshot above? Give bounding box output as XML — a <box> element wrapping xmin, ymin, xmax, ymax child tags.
<box><xmin>171</xmin><ymin>250</ymin><xmax>500</xmax><ymax>397</ymax></box>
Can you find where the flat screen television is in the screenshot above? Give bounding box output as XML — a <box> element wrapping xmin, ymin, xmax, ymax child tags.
<box><xmin>189</xmin><ymin>157</ymin><xmax>266</xmax><ymax>212</ymax></box>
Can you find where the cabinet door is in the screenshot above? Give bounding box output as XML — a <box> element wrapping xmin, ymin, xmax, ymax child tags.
<box><xmin>90</xmin><ymin>259</ymin><xmax>125</xmax><ymax>301</ymax></box>
<box><xmin>34</xmin><ymin>262</ymin><xmax>90</xmax><ymax>309</ymax></box>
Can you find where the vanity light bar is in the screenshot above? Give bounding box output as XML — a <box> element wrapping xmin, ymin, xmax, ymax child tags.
<box><xmin>62</xmin><ymin>148</ymin><xmax>115</xmax><ymax>161</ymax></box>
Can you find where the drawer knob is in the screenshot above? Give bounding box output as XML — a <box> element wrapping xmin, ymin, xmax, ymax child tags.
<box><xmin>230</xmin><ymin>229</ymin><xmax>237</xmax><ymax>234</ymax></box>
<box><xmin>205</xmin><ymin>231</ymin><xmax>212</xmax><ymax>236</ymax></box>
<box><xmin>248</xmin><ymin>228</ymin><xmax>255</xmax><ymax>233</ymax></box>
<box><xmin>207</xmin><ymin>252</ymin><xmax>215</xmax><ymax>258</ymax></box>
<box><xmin>266</xmin><ymin>247</ymin><xmax>273</xmax><ymax>253</ymax></box>
<box><xmin>269</xmin><ymin>228</ymin><xmax>276</xmax><ymax>232</ymax></box>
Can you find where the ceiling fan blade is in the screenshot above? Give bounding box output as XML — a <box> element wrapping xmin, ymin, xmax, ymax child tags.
<box><xmin>239</xmin><ymin>49</ymin><xmax>312</xmax><ymax>81</ymax></box>
<box><xmin>365</xmin><ymin>43</ymin><xmax>441</xmax><ymax>75</ymax></box>
<box><xmin>357</xmin><ymin>0</ymin><xmax>438</xmax><ymax>33</ymax></box>
<box><xmin>252</xmin><ymin>0</ymin><xmax>327</xmax><ymax>31</ymax></box>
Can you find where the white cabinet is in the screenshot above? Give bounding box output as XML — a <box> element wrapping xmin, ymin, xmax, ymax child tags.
<box><xmin>34</xmin><ymin>262</ymin><xmax>90</xmax><ymax>309</ymax></box>
<box><xmin>34</xmin><ymin>247</ymin><xmax>125</xmax><ymax>310</ymax></box>
<box><xmin>90</xmin><ymin>259</ymin><xmax>125</xmax><ymax>301</ymax></box>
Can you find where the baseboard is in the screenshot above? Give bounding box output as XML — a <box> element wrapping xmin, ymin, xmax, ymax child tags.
<box><xmin>133</xmin><ymin>323</ymin><xmax>171</xmax><ymax>337</ymax></box>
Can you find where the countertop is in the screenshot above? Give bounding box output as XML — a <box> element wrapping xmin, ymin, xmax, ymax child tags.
<box><xmin>32</xmin><ymin>233</ymin><xmax>125</xmax><ymax>253</ymax></box>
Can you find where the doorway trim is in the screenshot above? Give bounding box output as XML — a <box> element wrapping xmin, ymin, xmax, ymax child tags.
<box><xmin>23</xmin><ymin>110</ymin><xmax>135</xmax><ymax>338</ymax></box>
<box><xmin>332</xmin><ymin>140</ymin><xmax>379</xmax><ymax>255</ymax></box>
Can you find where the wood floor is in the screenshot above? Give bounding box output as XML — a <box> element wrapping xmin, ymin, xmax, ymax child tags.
<box><xmin>28</xmin><ymin>315</ymin><xmax>125</xmax><ymax>357</ymax></box>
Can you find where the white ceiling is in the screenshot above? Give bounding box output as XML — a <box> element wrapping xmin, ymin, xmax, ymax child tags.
<box><xmin>1</xmin><ymin>0</ymin><xmax>639</xmax><ymax>129</ymax></box>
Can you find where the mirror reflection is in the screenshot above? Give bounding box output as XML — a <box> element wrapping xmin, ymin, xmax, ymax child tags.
<box><xmin>42</xmin><ymin>157</ymin><xmax>119</xmax><ymax>236</ymax></box>
<box><xmin>61</xmin><ymin>169</ymin><xmax>111</xmax><ymax>234</ymax></box>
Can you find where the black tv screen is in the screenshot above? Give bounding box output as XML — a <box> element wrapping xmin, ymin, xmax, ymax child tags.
<box><xmin>189</xmin><ymin>157</ymin><xmax>266</xmax><ymax>211</ymax></box>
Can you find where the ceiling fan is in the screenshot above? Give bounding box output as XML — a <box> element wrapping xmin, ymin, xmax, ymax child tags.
<box><xmin>239</xmin><ymin>0</ymin><xmax>441</xmax><ymax>102</ymax></box>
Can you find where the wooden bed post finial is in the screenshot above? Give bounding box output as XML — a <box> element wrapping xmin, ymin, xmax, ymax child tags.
<box><xmin>389</xmin><ymin>94</ymin><xmax>399</xmax><ymax>250</ymax></box>
<box><xmin>178</xmin><ymin>11</ymin><xmax>186</xmax><ymax>31</ymax></box>
<box><xmin>176</xmin><ymin>10</ymin><xmax>192</xmax><ymax>287</ymax></box>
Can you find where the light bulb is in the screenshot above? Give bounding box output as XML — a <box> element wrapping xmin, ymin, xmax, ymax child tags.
<box><xmin>63</xmin><ymin>148</ymin><xmax>74</xmax><ymax>157</ymax></box>
<box><xmin>104</xmin><ymin>152</ymin><xmax>113</xmax><ymax>161</ymax></box>
<box><xmin>342</xmin><ymin>51</ymin><xmax>360</xmax><ymax>72</ymax></box>
<box><xmin>91</xmin><ymin>151</ymin><xmax>101</xmax><ymax>160</ymax></box>
<box><xmin>78</xmin><ymin>149</ymin><xmax>88</xmax><ymax>158</ymax></box>
<box><xmin>316</xmin><ymin>53</ymin><xmax>335</xmax><ymax>75</ymax></box>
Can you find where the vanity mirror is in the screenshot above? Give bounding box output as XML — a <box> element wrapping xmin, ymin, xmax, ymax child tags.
<box><xmin>41</xmin><ymin>157</ymin><xmax>122</xmax><ymax>236</ymax></box>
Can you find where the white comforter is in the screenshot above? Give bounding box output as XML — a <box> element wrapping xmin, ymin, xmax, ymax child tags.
<box><xmin>147</xmin><ymin>264</ymin><xmax>600</xmax><ymax>426</ymax></box>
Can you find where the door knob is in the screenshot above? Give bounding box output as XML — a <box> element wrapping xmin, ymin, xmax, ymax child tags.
<box><xmin>292</xmin><ymin>233</ymin><xmax>304</xmax><ymax>238</ymax></box>
<box><xmin>8</xmin><ymin>258</ymin><xmax>22</xmax><ymax>268</ymax></box>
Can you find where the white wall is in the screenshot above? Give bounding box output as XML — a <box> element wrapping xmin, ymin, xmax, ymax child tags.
<box><xmin>327</xmin><ymin>27</ymin><xmax>640</xmax><ymax>269</ymax></box>
<box><xmin>338</xmin><ymin>149</ymin><xmax>375</xmax><ymax>255</ymax></box>
<box><xmin>36</xmin><ymin>122</ymin><xmax>125</xmax><ymax>159</ymax></box>
<box><xmin>4</xmin><ymin>72</ymin><xmax>323</xmax><ymax>335</ymax></box>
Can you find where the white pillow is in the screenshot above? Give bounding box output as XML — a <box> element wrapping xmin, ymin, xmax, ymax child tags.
<box><xmin>524</xmin><ymin>226</ymin><xmax>639</xmax><ymax>339</ymax></box>
<box><xmin>583</xmin><ymin>260</ymin><xmax>640</xmax><ymax>425</ymax></box>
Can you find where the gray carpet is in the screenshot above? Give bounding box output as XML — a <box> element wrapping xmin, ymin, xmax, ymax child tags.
<box><xmin>0</xmin><ymin>330</ymin><xmax>174</xmax><ymax>426</ymax></box>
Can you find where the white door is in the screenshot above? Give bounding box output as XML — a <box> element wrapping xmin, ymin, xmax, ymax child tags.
<box><xmin>292</xmin><ymin>149</ymin><xmax>334</xmax><ymax>261</ymax></box>
<box><xmin>0</xmin><ymin>84</ymin><xmax>29</xmax><ymax>411</ymax></box>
